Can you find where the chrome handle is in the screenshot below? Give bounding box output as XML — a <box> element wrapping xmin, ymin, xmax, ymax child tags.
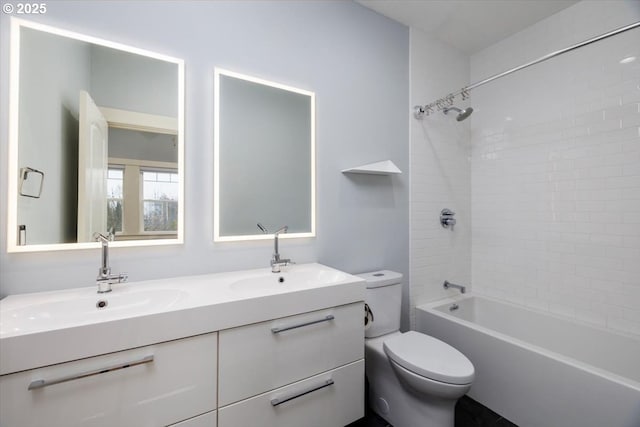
<box><xmin>271</xmin><ymin>314</ymin><xmax>335</xmax><ymax>334</ymax></box>
<box><xmin>28</xmin><ymin>355</ymin><xmax>154</xmax><ymax>391</ymax></box>
<box><xmin>270</xmin><ymin>379</ymin><xmax>334</xmax><ymax>406</ymax></box>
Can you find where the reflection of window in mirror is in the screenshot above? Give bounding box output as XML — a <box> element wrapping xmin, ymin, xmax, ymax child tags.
<box><xmin>107</xmin><ymin>125</ymin><xmax>178</xmax><ymax>240</ymax></box>
<box><xmin>142</xmin><ymin>170</ymin><xmax>178</xmax><ymax>232</ymax></box>
<box><xmin>107</xmin><ymin>168</ymin><xmax>124</xmax><ymax>233</ymax></box>
<box><xmin>107</xmin><ymin>164</ymin><xmax>178</xmax><ymax>239</ymax></box>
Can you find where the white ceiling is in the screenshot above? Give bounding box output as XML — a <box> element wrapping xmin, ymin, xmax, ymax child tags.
<box><xmin>356</xmin><ymin>0</ymin><xmax>579</xmax><ymax>54</ymax></box>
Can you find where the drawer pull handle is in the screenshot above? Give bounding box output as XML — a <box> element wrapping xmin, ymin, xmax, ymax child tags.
<box><xmin>271</xmin><ymin>314</ymin><xmax>335</xmax><ymax>334</ymax></box>
<box><xmin>270</xmin><ymin>379</ymin><xmax>335</xmax><ymax>406</ymax></box>
<box><xmin>27</xmin><ymin>355</ymin><xmax>154</xmax><ymax>391</ymax></box>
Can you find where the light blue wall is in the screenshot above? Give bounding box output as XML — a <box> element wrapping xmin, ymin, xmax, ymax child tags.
<box><xmin>0</xmin><ymin>1</ymin><xmax>409</xmax><ymax>324</ymax></box>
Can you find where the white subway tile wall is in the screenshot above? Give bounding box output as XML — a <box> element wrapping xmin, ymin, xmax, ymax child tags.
<box><xmin>410</xmin><ymin>28</ymin><xmax>471</xmax><ymax>327</ymax></box>
<box><xmin>470</xmin><ymin>2</ymin><xmax>640</xmax><ymax>336</ymax></box>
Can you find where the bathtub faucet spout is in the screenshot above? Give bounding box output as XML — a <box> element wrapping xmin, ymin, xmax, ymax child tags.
<box><xmin>443</xmin><ymin>280</ymin><xmax>466</xmax><ymax>294</ymax></box>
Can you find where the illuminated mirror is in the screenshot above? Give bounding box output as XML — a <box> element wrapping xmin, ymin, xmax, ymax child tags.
<box><xmin>7</xmin><ymin>18</ymin><xmax>184</xmax><ymax>252</ymax></box>
<box><xmin>214</xmin><ymin>69</ymin><xmax>315</xmax><ymax>241</ymax></box>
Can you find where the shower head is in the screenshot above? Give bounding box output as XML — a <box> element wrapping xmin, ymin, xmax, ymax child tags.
<box><xmin>443</xmin><ymin>106</ymin><xmax>473</xmax><ymax>121</ymax></box>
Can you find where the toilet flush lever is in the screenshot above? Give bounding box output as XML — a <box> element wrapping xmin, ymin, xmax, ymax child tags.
<box><xmin>440</xmin><ymin>209</ymin><xmax>456</xmax><ymax>231</ymax></box>
<box><xmin>364</xmin><ymin>303</ymin><xmax>374</xmax><ymax>326</ymax></box>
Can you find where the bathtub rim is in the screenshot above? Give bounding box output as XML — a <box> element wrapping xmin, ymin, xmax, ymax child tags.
<box><xmin>416</xmin><ymin>293</ymin><xmax>640</xmax><ymax>393</ymax></box>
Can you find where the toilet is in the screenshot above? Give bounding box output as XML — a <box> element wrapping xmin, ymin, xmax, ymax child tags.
<box><xmin>360</xmin><ymin>270</ymin><xmax>474</xmax><ymax>427</ymax></box>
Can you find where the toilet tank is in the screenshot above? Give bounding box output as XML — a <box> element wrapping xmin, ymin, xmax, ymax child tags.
<box><xmin>357</xmin><ymin>270</ymin><xmax>403</xmax><ymax>338</ymax></box>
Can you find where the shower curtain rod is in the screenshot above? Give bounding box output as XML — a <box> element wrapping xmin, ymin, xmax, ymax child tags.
<box><xmin>414</xmin><ymin>20</ymin><xmax>640</xmax><ymax>119</ymax></box>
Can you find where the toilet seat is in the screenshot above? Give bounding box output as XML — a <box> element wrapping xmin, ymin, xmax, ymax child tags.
<box><xmin>383</xmin><ymin>331</ymin><xmax>474</xmax><ymax>385</ymax></box>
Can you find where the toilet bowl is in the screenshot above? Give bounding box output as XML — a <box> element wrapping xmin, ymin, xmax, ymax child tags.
<box><xmin>359</xmin><ymin>271</ymin><xmax>474</xmax><ymax>427</ymax></box>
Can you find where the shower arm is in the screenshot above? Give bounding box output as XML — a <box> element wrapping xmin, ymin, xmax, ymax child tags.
<box><xmin>414</xmin><ymin>20</ymin><xmax>640</xmax><ymax>119</ymax></box>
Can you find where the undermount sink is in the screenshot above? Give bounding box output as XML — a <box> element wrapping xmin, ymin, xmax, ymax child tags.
<box><xmin>0</xmin><ymin>288</ymin><xmax>187</xmax><ymax>336</ymax></box>
<box><xmin>228</xmin><ymin>264</ymin><xmax>352</xmax><ymax>294</ymax></box>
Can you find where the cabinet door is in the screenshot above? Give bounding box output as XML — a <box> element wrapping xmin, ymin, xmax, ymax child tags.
<box><xmin>218</xmin><ymin>302</ymin><xmax>364</xmax><ymax>405</ymax></box>
<box><xmin>0</xmin><ymin>333</ymin><xmax>217</xmax><ymax>427</ymax></box>
<box><xmin>218</xmin><ymin>360</ymin><xmax>364</xmax><ymax>427</ymax></box>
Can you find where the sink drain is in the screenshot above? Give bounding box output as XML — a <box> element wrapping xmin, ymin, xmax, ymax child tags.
<box><xmin>96</xmin><ymin>299</ymin><xmax>108</xmax><ymax>309</ymax></box>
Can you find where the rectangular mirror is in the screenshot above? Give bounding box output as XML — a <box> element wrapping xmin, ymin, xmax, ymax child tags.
<box><xmin>214</xmin><ymin>69</ymin><xmax>315</xmax><ymax>241</ymax></box>
<box><xmin>7</xmin><ymin>18</ymin><xmax>184</xmax><ymax>252</ymax></box>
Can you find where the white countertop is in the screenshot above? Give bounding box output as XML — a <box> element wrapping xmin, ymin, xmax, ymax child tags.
<box><xmin>0</xmin><ymin>263</ymin><xmax>365</xmax><ymax>375</ymax></box>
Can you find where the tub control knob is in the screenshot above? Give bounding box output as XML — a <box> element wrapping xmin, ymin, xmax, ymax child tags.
<box><xmin>440</xmin><ymin>208</ymin><xmax>456</xmax><ymax>231</ymax></box>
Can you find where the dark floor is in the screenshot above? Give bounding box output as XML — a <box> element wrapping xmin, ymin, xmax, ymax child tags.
<box><xmin>454</xmin><ymin>396</ymin><xmax>518</xmax><ymax>427</ymax></box>
<box><xmin>348</xmin><ymin>395</ymin><xmax>518</xmax><ymax>427</ymax></box>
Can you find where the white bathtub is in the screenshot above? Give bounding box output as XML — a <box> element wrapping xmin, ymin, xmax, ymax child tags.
<box><xmin>416</xmin><ymin>295</ymin><xmax>640</xmax><ymax>427</ymax></box>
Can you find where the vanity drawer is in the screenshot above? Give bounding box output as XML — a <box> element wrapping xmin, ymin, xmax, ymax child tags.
<box><xmin>0</xmin><ymin>332</ymin><xmax>217</xmax><ymax>427</ymax></box>
<box><xmin>218</xmin><ymin>302</ymin><xmax>364</xmax><ymax>406</ymax></box>
<box><xmin>218</xmin><ymin>359</ymin><xmax>364</xmax><ymax>427</ymax></box>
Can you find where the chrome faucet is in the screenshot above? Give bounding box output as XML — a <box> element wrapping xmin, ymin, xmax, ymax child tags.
<box><xmin>257</xmin><ymin>223</ymin><xmax>291</xmax><ymax>273</ymax></box>
<box><xmin>94</xmin><ymin>232</ymin><xmax>128</xmax><ymax>293</ymax></box>
<box><xmin>443</xmin><ymin>280</ymin><xmax>466</xmax><ymax>294</ymax></box>
<box><xmin>271</xmin><ymin>225</ymin><xmax>291</xmax><ymax>272</ymax></box>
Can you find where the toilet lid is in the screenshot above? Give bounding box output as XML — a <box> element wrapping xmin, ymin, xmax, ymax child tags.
<box><xmin>383</xmin><ymin>331</ymin><xmax>474</xmax><ymax>385</ymax></box>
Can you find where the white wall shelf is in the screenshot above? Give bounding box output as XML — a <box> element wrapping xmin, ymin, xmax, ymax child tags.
<box><xmin>341</xmin><ymin>160</ymin><xmax>402</xmax><ymax>176</ymax></box>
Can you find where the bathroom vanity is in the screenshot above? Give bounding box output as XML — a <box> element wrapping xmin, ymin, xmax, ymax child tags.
<box><xmin>0</xmin><ymin>263</ymin><xmax>365</xmax><ymax>427</ymax></box>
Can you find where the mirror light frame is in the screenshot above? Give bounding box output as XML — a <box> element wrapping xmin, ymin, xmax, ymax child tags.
<box><xmin>213</xmin><ymin>68</ymin><xmax>316</xmax><ymax>242</ymax></box>
<box><xmin>7</xmin><ymin>18</ymin><xmax>185</xmax><ymax>252</ymax></box>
